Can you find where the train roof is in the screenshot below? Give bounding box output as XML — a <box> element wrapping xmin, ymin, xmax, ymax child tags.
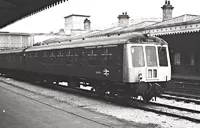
<box><xmin>0</xmin><ymin>33</ymin><xmax>168</xmax><ymax>54</ymax></box>
<box><xmin>0</xmin><ymin>48</ymin><xmax>24</xmax><ymax>54</ymax></box>
<box><xmin>26</xmin><ymin>33</ymin><xmax>167</xmax><ymax>52</ymax></box>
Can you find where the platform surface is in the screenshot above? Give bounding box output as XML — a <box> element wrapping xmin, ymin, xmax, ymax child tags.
<box><xmin>0</xmin><ymin>82</ymin><xmax>142</xmax><ymax>128</ymax></box>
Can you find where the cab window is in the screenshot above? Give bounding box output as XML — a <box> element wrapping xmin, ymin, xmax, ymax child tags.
<box><xmin>158</xmin><ymin>47</ymin><xmax>168</xmax><ymax>66</ymax></box>
<box><xmin>131</xmin><ymin>46</ymin><xmax>144</xmax><ymax>67</ymax></box>
<box><xmin>145</xmin><ymin>46</ymin><xmax>157</xmax><ymax>67</ymax></box>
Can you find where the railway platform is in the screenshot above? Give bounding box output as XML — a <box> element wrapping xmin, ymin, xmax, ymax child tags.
<box><xmin>165</xmin><ymin>74</ymin><xmax>200</xmax><ymax>96</ymax></box>
<box><xmin>0</xmin><ymin>81</ymin><xmax>144</xmax><ymax>128</ymax></box>
<box><xmin>172</xmin><ymin>73</ymin><xmax>200</xmax><ymax>82</ymax></box>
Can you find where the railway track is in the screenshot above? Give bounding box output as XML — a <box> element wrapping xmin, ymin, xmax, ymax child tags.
<box><xmin>164</xmin><ymin>91</ymin><xmax>200</xmax><ymax>99</ymax></box>
<box><xmin>53</xmin><ymin>84</ymin><xmax>200</xmax><ymax>123</ymax></box>
<box><xmin>1</xmin><ymin>75</ymin><xmax>200</xmax><ymax>124</ymax></box>
<box><xmin>25</xmin><ymin>82</ymin><xmax>200</xmax><ymax>123</ymax></box>
<box><xmin>160</xmin><ymin>93</ymin><xmax>200</xmax><ymax>105</ymax></box>
<box><xmin>130</xmin><ymin>101</ymin><xmax>200</xmax><ymax>123</ymax></box>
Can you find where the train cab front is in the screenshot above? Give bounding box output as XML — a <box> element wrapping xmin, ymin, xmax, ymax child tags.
<box><xmin>123</xmin><ymin>36</ymin><xmax>171</xmax><ymax>102</ymax></box>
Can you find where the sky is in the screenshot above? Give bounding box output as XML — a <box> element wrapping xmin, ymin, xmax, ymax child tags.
<box><xmin>1</xmin><ymin>0</ymin><xmax>200</xmax><ymax>33</ymax></box>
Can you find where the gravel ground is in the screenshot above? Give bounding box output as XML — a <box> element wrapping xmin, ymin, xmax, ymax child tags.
<box><xmin>0</xmin><ymin>77</ymin><xmax>200</xmax><ymax>128</ymax></box>
<box><xmin>151</xmin><ymin>97</ymin><xmax>200</xmax><ymax>120</ymax></box>
<box><xmin>154</xmin><ymin>97</ymin><xmax>200</xmax><ymax>111</ymax></box>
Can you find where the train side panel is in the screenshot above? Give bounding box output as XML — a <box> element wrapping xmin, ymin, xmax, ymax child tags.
<box><xmin>0</xmin><ymin>50</ymin><xmax>24</xmax><ymax>72</ymax></box>
<box><xmin>24</xmin><ymin>44</ymin><xmax>124</xmax><ymax>82</ymax></box>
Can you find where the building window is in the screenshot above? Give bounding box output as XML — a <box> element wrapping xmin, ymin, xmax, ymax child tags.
<box><xmin>174</xmin><ymin>53</ymin><xmax>180</xmax><ymax>65</ymax></box>
<box><xmin>190</xmin><ymin>55</ymin><xmax>195</xmax><ymax>66</ymax></box>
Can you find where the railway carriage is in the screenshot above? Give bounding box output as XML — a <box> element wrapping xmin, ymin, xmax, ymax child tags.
<box><xmin>0</xmin><ymin>49</ymin><xmax>25</xmax><ymax>75</ymax></box>
<box><xmin>0</xmin><ymin>33</ymin><xmax>171</xmax><ymax>102</ymax></box>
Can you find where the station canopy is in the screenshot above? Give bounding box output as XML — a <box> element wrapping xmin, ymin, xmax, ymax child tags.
<box><xmin>0</xmin><ymin>0</ymin><xmax>66</xmax><ymax>28</ymax></box>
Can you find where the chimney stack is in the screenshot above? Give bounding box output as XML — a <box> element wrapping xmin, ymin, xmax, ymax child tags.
<box><xmin>118</xmin><ymin>12</ymin><xmax>130</xmax><ymax>27</ymax></box>
<box><xmin>161</xmin><ymin>0</ymin><xmax>174</xmax><ymax>21</ymax></box>
<box><xmin>84</xmin><ymin>18</ymin><xmax>91</xmax><ymax>31</ymax></box>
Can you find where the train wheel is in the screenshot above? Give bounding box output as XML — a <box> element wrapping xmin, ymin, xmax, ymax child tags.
<box><xmin>142</xmin><ymin>93</ymin><xmax>153</xmax><ymax>103</ymax></box>
<box><xmin>95</xmin><ymin>87</ymin><xmax>106</xmax><ymax>98</ymax></box>
<box><xmin>68</xmin><ymin>79</ymin><xmax>79</xmax><ymax>88</ymax></box>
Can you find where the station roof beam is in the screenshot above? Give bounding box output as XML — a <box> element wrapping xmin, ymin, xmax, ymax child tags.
<box><xmin>0</xmin><ymin>0</ymin><xmax>67</xmax><ymax>28</ymax></box>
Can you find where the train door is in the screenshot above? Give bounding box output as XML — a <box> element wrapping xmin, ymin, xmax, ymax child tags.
<box><xmin>22</xmin><ymin>48</ymin><xmax>28</xmax><ymax>70</ymax></box>
<box><xmin>80</xmin><ymin>48</ymin><xmax>86</xmax><ymax>66</ymax></box>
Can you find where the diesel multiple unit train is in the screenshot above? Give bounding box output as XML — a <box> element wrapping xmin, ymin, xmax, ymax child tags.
<box><xmin>0</xmin><ymin>33</ymin><xmax>171</xmax><ymax>102</ymax></box>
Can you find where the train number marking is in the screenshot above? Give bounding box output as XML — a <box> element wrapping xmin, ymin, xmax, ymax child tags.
<box><xmin>96</xmin><ymin>71</ymin><xmax>101</xmax><ymax>74</ymax></box>
<box><xmin>103</xmin><ymin>68</ymin><xmax>110</xmax><ymax>77</ymax></box>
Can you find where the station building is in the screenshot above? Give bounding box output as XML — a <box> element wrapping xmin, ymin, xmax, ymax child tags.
<box><xmin>64</xmin><ymin>14</ymin><xmax>91</xmax><ymax>35</ymax></box>
<box><xmin>89</xmin><ymin>0</ymin><xmax>200</xmax><ymax>80</ymax></box>
<box><xmin>0</xmin><ymin>32</ymin><xmax>34</xmax><ymax>50</ymax></box>
<box><xmin>135</xmin><ymin>0</ymin><xmax>200</xmax><ymax>80</ymax></box>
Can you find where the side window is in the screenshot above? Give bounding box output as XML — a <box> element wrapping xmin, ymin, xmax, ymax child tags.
<box><xmin>34</xmin><ymin>53</ymin><xmax>38</xmax><ymax>58</ymax></box>
<box><xmin>65</xmin><ymin>50</ymin><xmax>73</xmax><ymax>65</ymax></box>
<box><xmin>29</xmin><ymin>53</ymin><xmax>33</xmax><ymax>59</ymax></box>
<box><xmin>185</xmin><ymin>52</ymin><xmax>195</xmax><ymax>66</ymax></box>
<box><xmin>42</xmin><ymin>51</ymin><xmax>48</xmax><ymax>64</ymax></box>
<box><xmin>56</xmin><ymin>51</ymin><xmax>64</xmax><ymax>65</ymax></box>
<box><xmin>101</xmin><ymin>47</ymin><xmax>113</xmax><ymax>66</ymax></box>
<box><xmin>30</xmin><ymin>52</ymin><xmax>38</xmax><ymax>63</ymax></box>
<box><xmin>88</xmin><ymin>49</ymin><xmax>97</xmax><ymax>65</ymax></box>
<box><xmin>74</xmin><ymin>50</ymin><xmax>79</xmax><ymax>64</ymax></box>
<box><xmin>80</xmin><ymin>51</ymin><xmax>85</xmax><ymax>65</ymax></box>
<box><xmin>158</xmin><ymin>47</ymin><xmax>168</xmax><ymax>66</ymax></box>
<box><xmin>112</xmin><ymin>45</ymin><xmax>122</xmax><ymax>66</ymax></box>
<box><xmin>49</xmin><ymin>51</ymin><xmax>56</xmax><ymax>65</ymax></box>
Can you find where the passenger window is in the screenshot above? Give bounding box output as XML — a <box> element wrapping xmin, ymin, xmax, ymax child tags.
<box><xmin>34</xmin><ymin>53</ymin><xmax>38</xmax><ymax>58</ymax></box>
<box><xmin>101</xmin><ymin>48</ymin><xmax>112</xmax><ymax>66</ymax></box>
<box><xmin>56</xmin><ymin>51</ymin><xmax>64</xmax><ymax>65</ymax></box>
<box><xmin>88</xmin><ymin>49</ymin><xmax>97</xmax><ymax>65</ymax></box>
<box><xmin>65</xmin><ymin>50</ymin><xmax>73</xmax><ymax>65</ymax></box>
<box><xmin>80</xmin><ymin>51</ymin><xmax>85</xmax><ymax>65</ymax></box>
<box><xmin>49</xmin><ymin>52</ymin><xmax>56</xmax><ymax>65</ymax></box>
<box><xmin>74</xmin><ymin>51</ymin><xmax>79</xmax><ymax>64</ymax></box>
<box><xmin>42</xmin><ymin>51</ymin><xmax>49</xmax><ymax>65</ymax></box>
